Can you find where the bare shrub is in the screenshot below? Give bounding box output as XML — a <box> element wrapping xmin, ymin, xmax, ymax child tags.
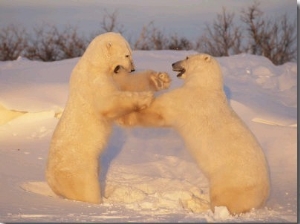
<box><xmin>100</xmin><ymin>9</ymin><xmax>125</xmax><ymax>34</ymax></box>
<box><xmin>196</xmin><ymin>7</ymin><xmax>242</xmax><ymax>56</ymax></box>
<box><xmin>240</xmin><ymin>1</ymin><xmax>265</xmax><ymax>55</ymax></box>
<box><xmin>55</xmin><ymin>25</ymin><xmax>87</xmax><ymax>59</ymax></box>
<box><xmin>88</xmin><ymin>9</ymin><xmax>125</xmax><ymax>43</ymax></box>
<box><xmin>269</xmin><ymin>15</ymin><xmax>297</xmax><ymax>64</ymax></box>
<box><xmin>24</xmin><ymin>25</ymin><xmax>61</xmax><ymax>61</ymax></box>
<box><xmin>24</xmin><ymin>24</ymin><xmax>87</xmax><ymax>61</ymax></box>
<box><xmin>134</xmin><ymin>22</ymin><xmax>167</xmax><ymax>50</ymax></box>
<box><xmin>0</xmin><ymin>24</ymin><xmax>28</xmax><ymax>61</ymax></box>
<box><xmin>241</xmin><ymin>1</ymin><xmax>296</xmax><ymax>64</ymax></box>
<box><xmin>134</xmin><ymin>22</ymin><xmax>193</xmax><ymax>50</ymax></box>
<box><xmin>195</xmin><ymin>1</ymin><xmax>296</xmax><ymax>65</ymax></box>
<box><xmin>167</xmin><ymin>34</ymin><xmax>193</xmax><ymax>50</ymax></box>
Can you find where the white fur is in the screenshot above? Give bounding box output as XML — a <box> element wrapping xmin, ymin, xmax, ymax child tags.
<box><xmin>118</xmin><ymin>53</ymin><xmax>270</xmax><ymax>214</ymax></box>
<box><xmin>46</xmin><ymin>32</ymin><xmax>159</xmax><ymax>204</ymax></box>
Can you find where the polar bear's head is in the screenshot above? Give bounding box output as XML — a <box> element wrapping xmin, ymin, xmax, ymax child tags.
<box><xmin>172</xmin><ymin>53</ymin><xmax>223</xmax><ymax>89</ymax></box>
<box><xmin>81</xmin><ymin>32</ymin><xmax>135</xmax><ymax>74</ymax></box>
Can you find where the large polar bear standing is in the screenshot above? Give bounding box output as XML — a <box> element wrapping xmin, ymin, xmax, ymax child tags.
<box><xmin>118</xmin><ymin>53</ymin><xmax>270</xmax><ymax>214</ymax></box>
<box><xmin>46</xmin><ymin>32</ymin><xmax>170</xmax><ymax>204</ymax></box>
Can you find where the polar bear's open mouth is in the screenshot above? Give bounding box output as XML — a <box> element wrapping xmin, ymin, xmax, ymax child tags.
<box><xmin>172</xmin><ymin>67</ymin><xmax>186</xmax><ymax>77</ymax></box>
<box><xmin>172</xmin><ymin>61</ymin><xmax>186</xmax><ymax>78</ymax></box>
<box><xmin>114</xmin><ymin>65</ymin><xmax>135</xmax><ymax>74</ymax></box>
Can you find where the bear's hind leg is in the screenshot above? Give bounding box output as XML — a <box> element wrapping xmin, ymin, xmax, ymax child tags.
<box><xmin>210</xmin><ymin>185</ymin><xmax>265</xmax><ymax>215</ymax></box>
<box><xmin>47</xmin><ymin>163</ymin><xmax>101</xmax><ymax>204</ymax></box>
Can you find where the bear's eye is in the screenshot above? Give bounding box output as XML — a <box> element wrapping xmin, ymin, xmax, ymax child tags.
<box><xmin>125</xmin><ymin>55</ymin><xmax>130</xmax><ymax>58</ymax></box>
<box><xmin>186</xmin><ymin>57</ymin><xmax>189</xmax><ymax>60</ymax></box>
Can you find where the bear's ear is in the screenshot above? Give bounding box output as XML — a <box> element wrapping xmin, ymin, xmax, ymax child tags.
<box><xmin>106</xmin><ymin>42</ymin><xmax>112</xmax><ymax>50</ymax></box>
<box><xmin>204</xmin><ymin>55</ymin><xmax>211</xmax><ymax>62</ymax></box>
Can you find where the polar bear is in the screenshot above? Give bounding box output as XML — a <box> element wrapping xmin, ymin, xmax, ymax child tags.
<box><xmin>46</xmin><ymin>32</ymin><xmax>170</xmax><ymax>204</ymax></box>
<box><xmin>118</xmin><ymin>53</ymin><xmax>270</xmax><ymax>214</ymax></box>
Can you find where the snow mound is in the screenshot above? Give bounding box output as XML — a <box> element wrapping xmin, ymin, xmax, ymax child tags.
<box><xmin>103</xmin><ymin>156</ymin><xmax>210</xmax><ymax>212</ymax></box>
<box><xmin>213</xmin><ymin>206</ymin><xmax>231</xmax><ymax>220</ymax></box>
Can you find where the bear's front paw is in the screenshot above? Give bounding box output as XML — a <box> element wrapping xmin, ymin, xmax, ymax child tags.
<box><xmin>150</xmin><ymin>72</ymin><xmax>171</xmax><ymax>90</ymax></box>
<box><xmin>134</xmin><ymin>91</ymin><xmax>154</xmax><ymax>110</ymax></box>
<box><xmin>115</xmin><ymin>114</ymin><xmax>136</xmax><ymax>126</ymax></box>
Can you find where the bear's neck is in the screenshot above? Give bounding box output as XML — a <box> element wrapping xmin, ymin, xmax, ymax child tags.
<box><xmin>73</xmin><ymin>57</ymin><xmax>112</xmax><ymax>81</ymax></box>
<box><xmin>184</xmin><ymin>74</ymin><xmax>223</xmax><ymax>90</ymax></box>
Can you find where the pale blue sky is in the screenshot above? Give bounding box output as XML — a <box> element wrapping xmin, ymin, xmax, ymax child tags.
<box><xmin>0</xmin><ymin>0</ymin><xmax>296</xmax><ymax>42</ymax></box>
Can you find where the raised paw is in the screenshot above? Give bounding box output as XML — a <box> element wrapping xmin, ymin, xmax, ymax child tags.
<box><xmin>134</xmin><ymin>91</ymin><xmax>154</xmax><ymax>110</ymax></box>
<box><xmin>150</xmin><ymin>72</ymin><xmax>171</xmax><ymax>90</ymax></box>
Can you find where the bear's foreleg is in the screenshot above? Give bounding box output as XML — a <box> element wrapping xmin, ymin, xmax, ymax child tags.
<box><xmin>113</xmin><ymin>69</ymin><xmax>171</xmax><ymax>92</ymax></box>
<box><xmin>99</xmin><ymin>91</ymin><xmax>154</xmax><ymax>119</ymax></box>
<box><xmin>116</xmin><ymin>99</ymin><xmax>169</xmax><ymax>127</ymax></box>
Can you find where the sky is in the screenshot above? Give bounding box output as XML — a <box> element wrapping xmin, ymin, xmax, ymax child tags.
<box><xmin>0</xmin><ymin>0</ymin><xmax>297</xmax><ymax>42</ymax></box>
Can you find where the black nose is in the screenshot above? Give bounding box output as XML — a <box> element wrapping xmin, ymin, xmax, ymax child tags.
<box><xmin>131</xmin><ymin>69</ymin><xmax>135</xmax><ymax>72</ymax></box>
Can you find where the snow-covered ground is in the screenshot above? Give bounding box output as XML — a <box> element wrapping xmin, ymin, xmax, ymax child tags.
<box><xmin>0</xmin><ymin>51</ymin><xmax>297</xmax><ymax>223</ymax></box>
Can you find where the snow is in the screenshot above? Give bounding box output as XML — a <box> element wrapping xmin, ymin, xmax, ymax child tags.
<box><xmin>0</xmin><ymin>50</ymin><xmax>297</xmax><ymax>223</ymax></box>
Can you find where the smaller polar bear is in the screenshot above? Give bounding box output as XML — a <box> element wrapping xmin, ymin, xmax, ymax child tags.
<box><xmin>118</xmin><ymin>54</ymin><xmax>270</xmax><ymax>214</ymax></box>
<box><xmin>46</xmin><ymin>32</ymin><xmax>171</xmax><ymax>204</ymax></box>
